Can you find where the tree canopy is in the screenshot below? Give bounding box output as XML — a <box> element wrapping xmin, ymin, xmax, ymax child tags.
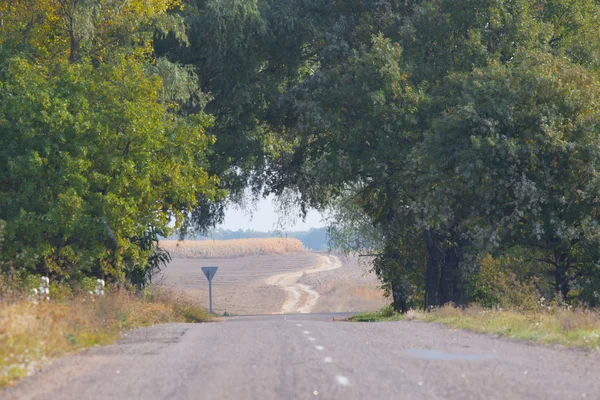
<box><xmin>2</xmin><ymin>0</ymin><xmax>600</xmax><ymax>306</ymax></box>
<box><xmin>0</xmin><ymin>0</ymin><xmax>221</xmax><ymax>287</ymax></box>
<box><xmin>254</xmin><ymin>0</ymin><xmax>600</xmax><ymax>309</ymax></box>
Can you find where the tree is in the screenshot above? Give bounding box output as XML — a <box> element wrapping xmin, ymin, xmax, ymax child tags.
<box><xmin>156</xmin><ymin>0</ymin><xmax>333</xmax><ymax>236</ymax></box>
<box><xmin>0</xmin><ymin>1</ymin><xmax>222</xmax><ymax>286</ymax></box>
<box><xmin>271</xmin><ymin>29</ymin><xmax>428</xmax><ymax>310</ymax></box>
<box><xmin>326</xmin><ymin>186</ymin><xmax>386</xmax><ymax>255</ymax></box>
<box><xmin>0</xmin><ymin>0</ymin><xmax>187</xmax><ymax>64</ymax></box>
<box><xmin>427</xmin><ymin>52</ymin><xmax>600</xmax><ymax>302</ymax></box>
<box><xmin>263</xmin><ymin>0</ymin><xmax>600</xmax><ymax>309</ymax></box>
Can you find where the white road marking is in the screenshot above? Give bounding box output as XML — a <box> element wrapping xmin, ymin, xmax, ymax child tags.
<box><xmin>297</xmin><ymin>324</ymin><xmax>303</xmax><ymax>327</ymax></box>
<box><xmin>315</xmin><ymin>345</ymin><xmax>324</xmax><ymax>351</ymax></box>
<box><xmin>303</xmin><ymin>331</ymin><xmax>310</xmax><ymax>334</ymax></box>
<box><xmin>335</xmin><ymin>375</ymin><xmax>350</xmax><ymax>386</ymax></box>
<box><xmin>308</xmin><ymin>337</ymin><xmax>316</xmax><ymax>341</ymax></box>
<box><xmin>324</xmin><ymin>357</ymin><xmax>333</xmax><ymax>363</ymax></box>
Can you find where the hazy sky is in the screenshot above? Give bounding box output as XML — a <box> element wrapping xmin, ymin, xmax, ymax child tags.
<box><xmin>219</xmin><ymin>194</ymin><xmax>325</xmax><ymax>231</ymax></box>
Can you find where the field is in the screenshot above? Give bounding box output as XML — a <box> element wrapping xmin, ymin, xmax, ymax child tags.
<box><xmin>299</xmin><ymin>255</ymin><xmax>388</xmax><ymax>313</ymax></box>
<box><xmin>159</xmin><ymin>238</ymin><xmax>305</xmax><ymax>259</ymax></box>
<box><xmin>159</xmin><ymin>239</ymin><xmax>388</xmax><ymax>315</ymax></box>
<box><xmin>159</xmin><ymin>253</ymin><xmax>321</xmax><ymax>315</ymax></box>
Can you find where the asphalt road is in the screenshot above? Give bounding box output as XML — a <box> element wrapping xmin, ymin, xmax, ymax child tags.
<box><xmin>4</xmin><ymin>313</ymin><xmax>600</xmax><ymax>400</ymax></box>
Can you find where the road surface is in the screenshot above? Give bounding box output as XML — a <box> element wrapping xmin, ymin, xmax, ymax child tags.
<box><xmin>4</xmin><ymin>313</ymin><xmax>600</xmax><ymax>400</ymax></box>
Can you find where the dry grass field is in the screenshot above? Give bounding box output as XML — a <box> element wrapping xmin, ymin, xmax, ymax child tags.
<box><xmin>0</xmin><ymin>288</ymin><xmax>211</xmax><ymax>387</ymax></box>
<box><xmin>159</xmin><ymin>238</ymin><xmax>305</xmax><ymax>259</ymax></box>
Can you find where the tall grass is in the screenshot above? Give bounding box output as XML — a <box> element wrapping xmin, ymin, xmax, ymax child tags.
<box><xmin>160</xmin><ymin>238</ymin><xmax>305</xmax><ymax>259</ymax></box>
<box><xmin>408</xmin><ymin>305</ymin><xmax>600</xmax><ymax>351</ymax></box>
<box><xmin>0</xmin><ymin>276</ymin><xmax>211</xmax><ymax>388</ymax></box>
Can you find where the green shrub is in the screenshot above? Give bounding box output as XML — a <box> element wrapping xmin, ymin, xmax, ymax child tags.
<box><xmin>470</xmin><ymin>254</ymin><xmax>542</xmax><ymax>310</ymax></box>
<box><xmin>348</xmin><ymin>305</ymin><xmax>403</xmax><ymax>322</ymax></box>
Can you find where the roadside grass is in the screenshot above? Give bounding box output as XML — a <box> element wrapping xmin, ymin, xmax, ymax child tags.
<box><xmin>348</xmin><ymin>303</ymin><xmax>600</xmax><ymax>351</ymax></box>
<box><xmin>408</xmin><ymin>305</ymin><xmax>600</xmax><ymax>351</ymax></box>
<box><xmin>348</xmin><ymin>305</ymin><xmax>404</xmax><ymax>322</ymax></box>
<box><xmin>0</xmin><ymin>287</ymin><xmax>211</xmax><ymax>388</ymax></box>
<box><xmin>159</xmin><ymin>238</ymin><xmax>305</xmax><ymax>259</ymax></box>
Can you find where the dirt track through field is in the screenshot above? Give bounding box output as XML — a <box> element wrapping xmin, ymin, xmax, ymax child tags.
<box><xmin>160</xmin><ymin>252</ymin><xmax>386</xmax><ymax>315</ymax></box>
<box><xmin>264</xmin><ymin>255</ymin><xmax>342</xmax><ymax>313</ymax></box>
<box><xmin>159</xmin><ymin>253</ymin><xmax>322</xmax><ymax>315</ymax></box>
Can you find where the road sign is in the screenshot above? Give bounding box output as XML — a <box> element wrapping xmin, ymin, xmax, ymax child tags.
<box><xmin>201</xmin><ymin>266</ymin><xmax>218</xmax><ymax>313</ymax></box>
<box><xmin>201</xmin><ymin>266</ymin><xmax>218</xmax><ymax>281</ymax></box>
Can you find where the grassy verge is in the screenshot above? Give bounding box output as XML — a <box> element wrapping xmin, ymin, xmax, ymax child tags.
<box><xmin>408</xmin><ymin>305</ymin><xmax>600</xmax><ymax>351</ymax></box>
<box><xmin>348</xmin><ymin>304</ymin><xmax>600</xmax><ymax>351</ymax></box>
<box><xmin>0</xmin><ymin>288</ymin><xmax>211</xmax><ymax>387</ymax></box>
<box><xmin>347</xmin><ymin>305</ymin><xmax>404</xmax><ymax>322</ymax></box>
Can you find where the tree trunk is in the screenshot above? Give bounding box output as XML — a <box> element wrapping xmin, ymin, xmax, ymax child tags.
<box><xmin>391</xmin><ymin>279</ymin><xmax>409</xmax><ymax>313</ymax></box>
<box><xmin>554</xmin><ymin>253</ymin><xmax>570</xmax><ymax>301</ymax></box>
<box><xmin>424</xmin><ymin>231</ymin><xmax>440</xmax><ymax>308</ymax></box>
<box><xmin>438</xmin><ymin>246</ymin><xmax>456</xmax><ymax>305</ymax></box>
<box><xmin>69</xmin><ymin>30</ymin><xmax>81</xmax><ymax>64</ymax></box>
<box><xmin>451</xmin><ymin>243</ymin><xmax>465</xmax><ymax>306</ymax></box>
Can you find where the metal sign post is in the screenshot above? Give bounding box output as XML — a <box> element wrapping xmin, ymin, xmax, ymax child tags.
<box><xmin>201</xmin><ymin>266</ymin><xmax>218</xmax><ymax>313</ymax></box>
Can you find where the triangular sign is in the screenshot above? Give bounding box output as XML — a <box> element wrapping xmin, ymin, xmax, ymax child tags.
<box><xmin>201</xmin><ymin>266</ymin><xmax>218</xmax><ymax>282</ymax></box>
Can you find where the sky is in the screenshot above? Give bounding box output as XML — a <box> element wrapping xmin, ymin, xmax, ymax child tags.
<box><xmin>219</xmin><ymin>194</ymin><xmax>326</xmax><ymax>232</ymax></box>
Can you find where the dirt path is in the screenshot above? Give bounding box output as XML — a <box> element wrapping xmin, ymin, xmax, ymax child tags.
<box><xmin>299</xmin><ymin>255</ymin><xmax>388</xmax><ymax>313</ymax></box>
<box><xmin>264</xmin><ymin>255</ymin><xmax>342</xmax><ymax>313</ymax></box>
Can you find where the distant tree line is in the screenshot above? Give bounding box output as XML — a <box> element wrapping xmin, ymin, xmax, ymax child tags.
<box><xmin>172</xmin><ymin>228</ymin><xmax>329</xmax><ymax>251</ymax></box>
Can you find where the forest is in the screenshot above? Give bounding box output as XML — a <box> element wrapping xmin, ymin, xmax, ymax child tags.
<box><xmin>2</xmin><ymin>0</ymin><xmax>600</xmax><ymax>311</ymax></box>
